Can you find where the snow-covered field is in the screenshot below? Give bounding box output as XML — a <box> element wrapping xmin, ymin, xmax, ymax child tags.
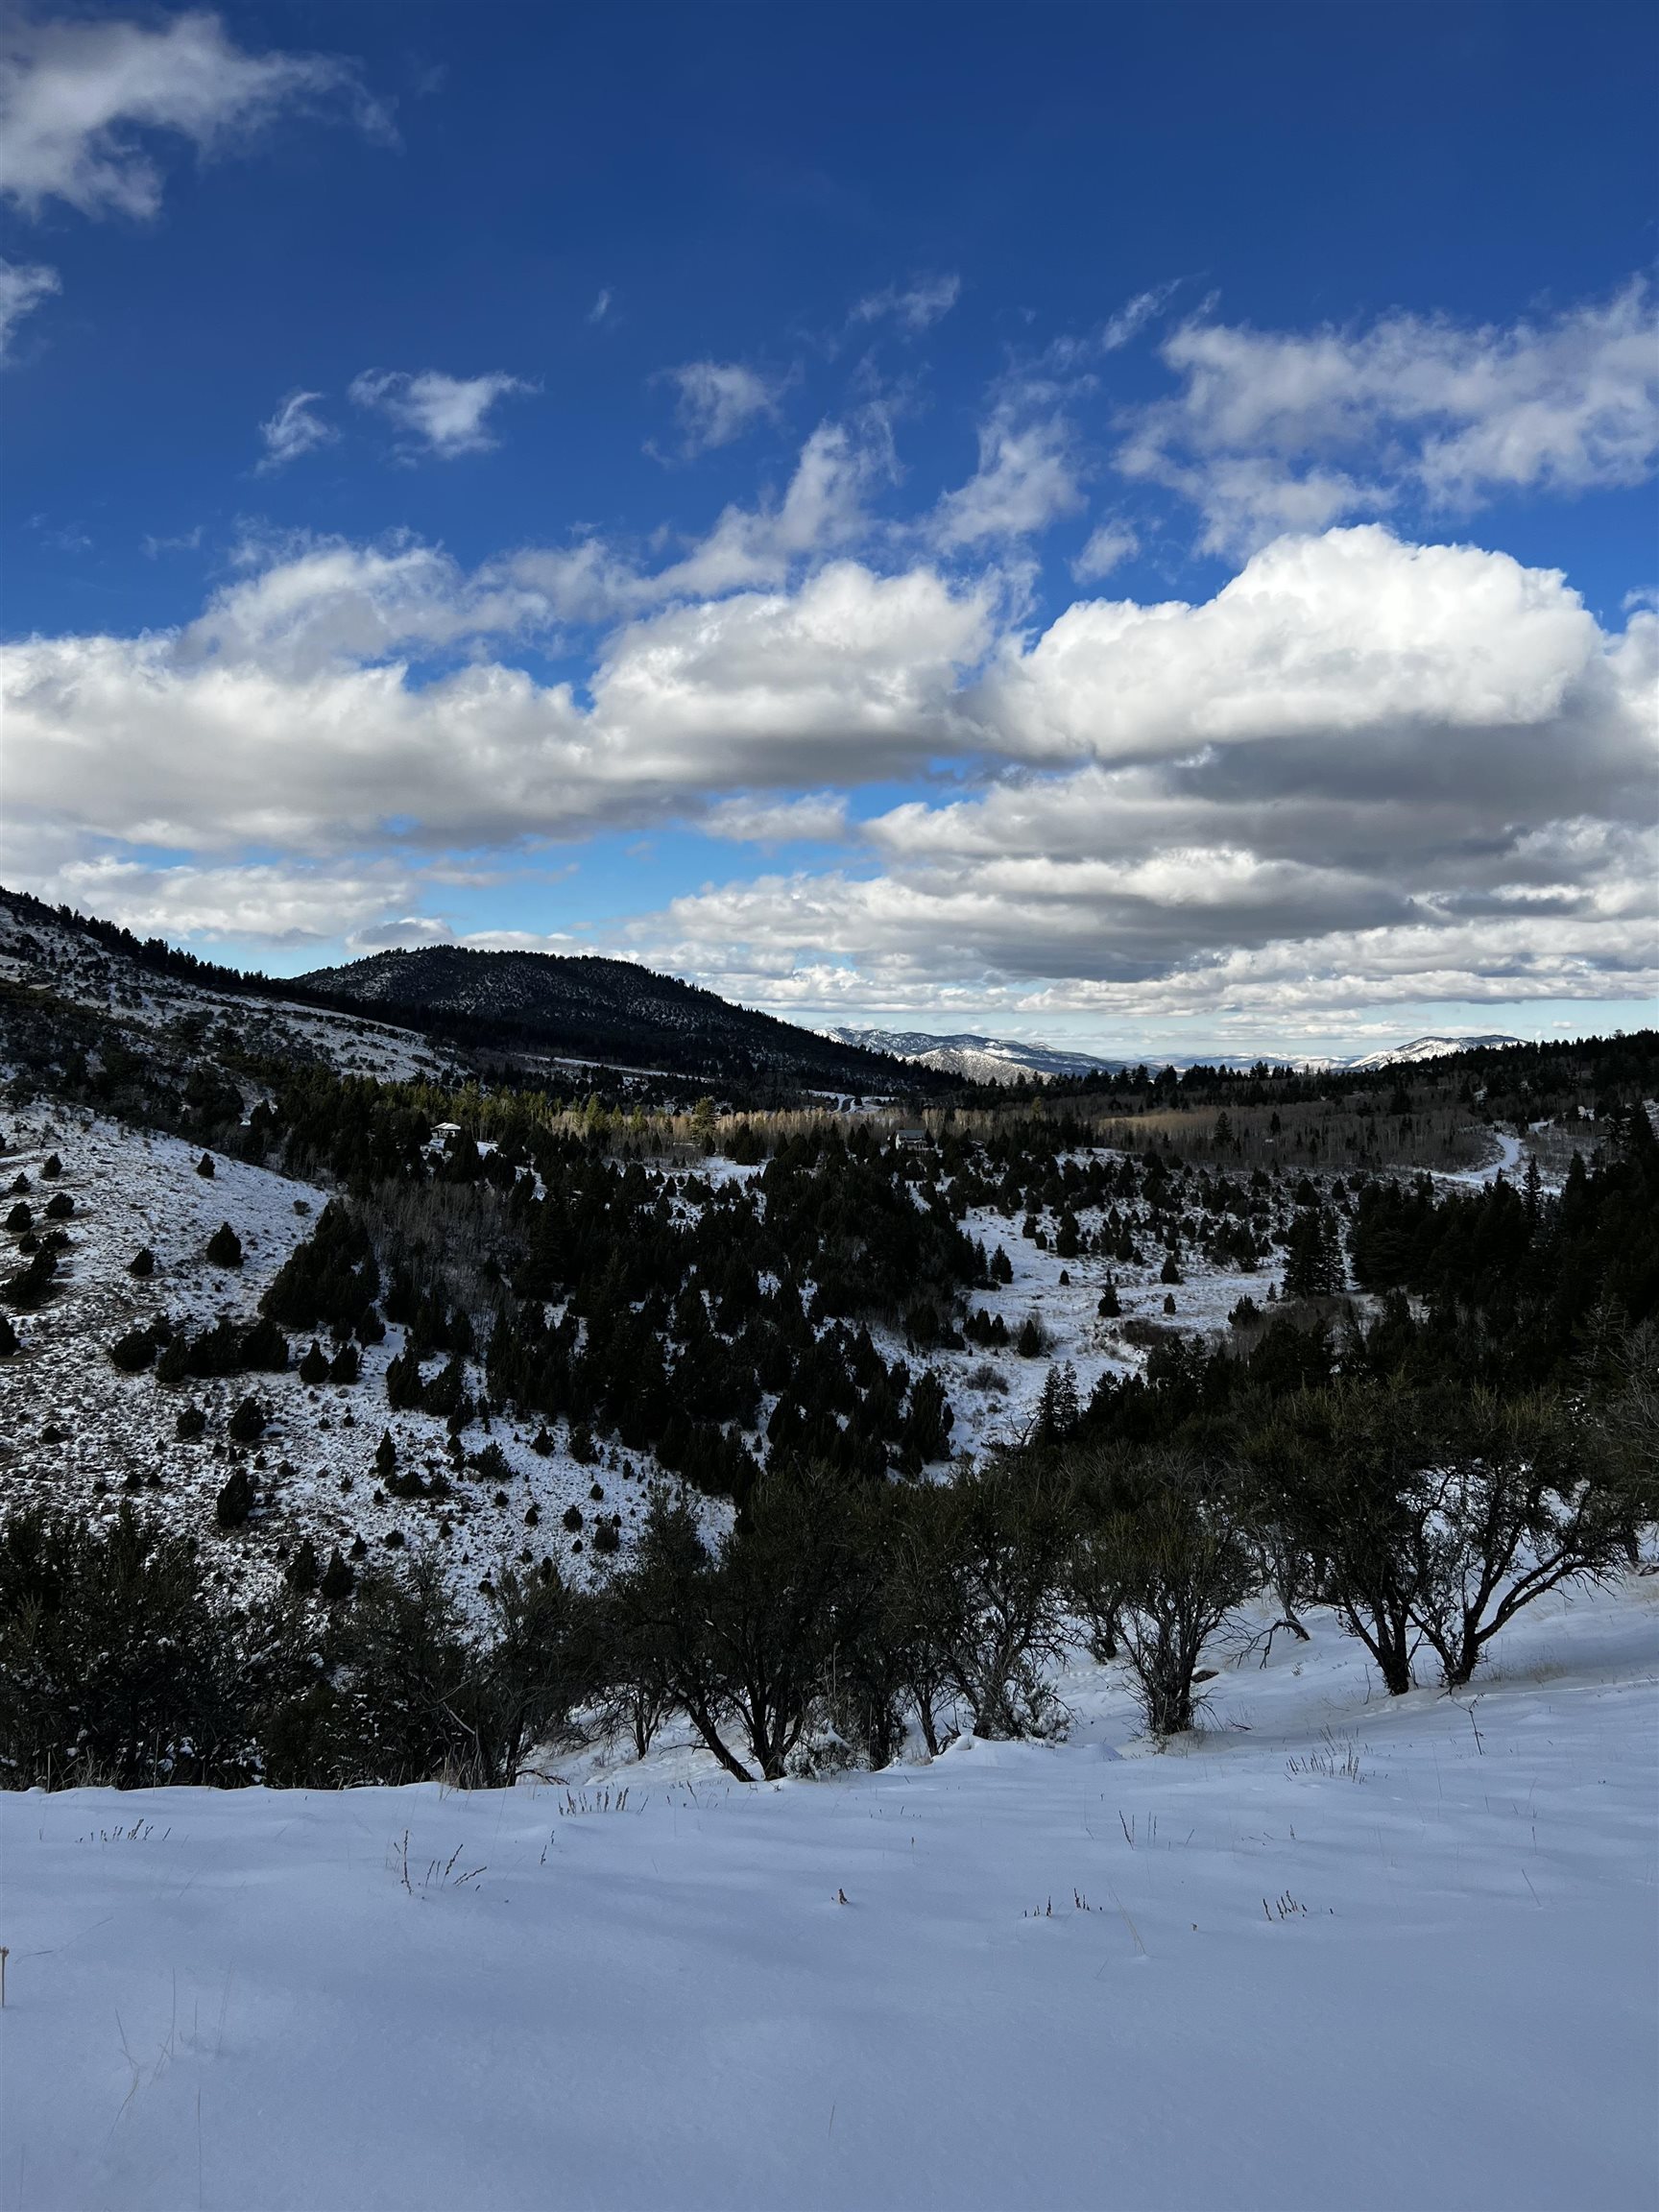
<box><xmin>4</xmin><ymin>1578</ymin><xmax>1655</xmax><ymax>2212</ymax></box>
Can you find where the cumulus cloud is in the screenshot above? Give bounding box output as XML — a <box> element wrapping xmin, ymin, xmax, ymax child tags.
<box><xmin>0</xmin><ymin>10</ymin><xmax>386</xmax><ymax>221</ymax></box>
<box><xmin>2</xmin><ymin>554</ymin><xmax>992</xmax><ymax>854</ymax></box>
<box><xmin>0</xmin><ymin>254</ymin><xmax>59</xmax><ymax>359</ymax></box>
<box><xmin>6</xmin><ymin>515</ymin><xmax>1651</xmax><ymax>1033</ymax></box>
<box><xmin>661</xmin><ymin>360</ymin><xmax>784</xmax><ymax>456</ymax></box>
<box><xmin>349</xmin><ymin>369</ymin><xmax>535</xmax><ymax>458</ymax></box>
<box><xmin>1120</xmin><ymin>281</ymin><xmax>1659</xmax><ymax>553</ymax></box>
<box><xmin>256</xmin><ymin>389</ymin><xmax>336</xmax><ymax>471</ymax></box>
<box><xmin>607</xmin><ymin>528</ymin><xmax>1656</xmax><ymax>1022</ymax></box>
<box><xmin>852</xmin><ymin>273</ymin><xmax>960</xmax><ymax>333</ymax></box>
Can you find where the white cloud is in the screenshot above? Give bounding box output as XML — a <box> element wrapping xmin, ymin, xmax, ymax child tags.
<box><xmin>1071</xmin><ymin>520</ymin><xmax>1138</xmax><ymax>581</ymax></box>
<box><xmin>2</xmin><ymin>555</ymin><xmax>992</xmax><ymax>854</ymax></box>
<box><xmin>2</xmin><ymin>840</ymin><xmax>419</xmax><ymax>949</ymax></box>
<box><xmin>0</xmin><ymin>10</ymin><xmax>386</xmax><ymax>221</ymax></box>
<box><xmin>931</xmin><ymin>400</ymin><xmax>1084</xmax><ymax>548</ymax></box>
<box><xmin>588</xmin><ymin>287</ymin><xmax>613</xmax><ymax>325</ymax></box>
<box><xmin>256</xmin><ymin>389</ymin><xmax>336</xmax><ymax>471</ymax></box>
<box><xmin>0</xmin><ymin>254</ymin><xmax>59</xmax><ymax>359</ymax></box>
<box><xmin>140</xmin><ymin>524</ymin><xmax>204</xmax><ymax>558</ymax></box>
<box><xmin>1100</xmin><ymin>282</ymin><xmax>1178</xmax><ymax>351</ymax></box>
<box><xmin>6</xmin><ymin>517</ymin><xmax>1651</xmax><ymax>1032</ymax></box>
<box><xmin>852</xmin><ymin>273</ymin><xmax>960</xmax><ymax>333</ymax></box>
<box><xmin>349</xmin><ymin>369</ymin><xmax>535</xmax><ymax>459</ymax></box>
<box><xmin>980</xmin><ymin>526</ymin><xmax>1629</xmax><ymax>767</ymax></box>
<box><xmin>607</xmin><ymin>528</ymin><xmax>1656</xmax><ymax>1022</ymax></box>
<box><xmin>705</xmin><ymin>794</ymin><xmax>850</xmax><ymax>845</ymax></box>
<box><xmin>508</xmin><ymin>417</ymin><xmax>892</xmax><ymax>615</ymax></box>
<box><xmin>1120</xmin><ymin>281</ymin><xmax>1659</xmax><ymax>553</ymax></box>
<box><xmin>661</xmin><ymin>361</ymin><xmax>784</xmax><ymax>456</ymax></box>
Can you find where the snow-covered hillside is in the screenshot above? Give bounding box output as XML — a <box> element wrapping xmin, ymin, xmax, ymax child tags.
<box><xmin>3</xmin><ymin>1575</ymin><xmax>1653</xmax><ymax>2212</ymax></box>
<box><xmin>0</xmin><ymin>897</ymin><xmax>459</xmax><ymax>1088</ymax></box>
<box><xmin>826</xmin><ymin>1027</ymin><xmax>1128</xmax><ymax>1084</ymax></box>
<box><xmin>0</xmin><ymin>1108</ymin><xmax>697</xmax><ymax>1612</ymax></box>
<box><xmin>829</xmin><ymin>1024</ymin><xmax>1528</xmax><ymax>1082</ymax></box>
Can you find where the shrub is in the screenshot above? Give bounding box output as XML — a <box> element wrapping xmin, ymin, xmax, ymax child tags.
<box><xmin>128</xmin><ymin>1245</ymin><xmax>155</xmax><ymax>1277</ymax></box>
<box><xmin>0</xmin><ymin>1504</ymin><xmax>248</xmax><ymax>1788</ymax></box>
<box><xmin>176</xmin><ymin>1404</ymin><xmax>206</xmax><ymax>1440</ymax></box>
<box><xmin>197</xmin><ymin>1153</ymin><xmax>216</xmax><ymax>1178</ymax></box>
<box><xmin>41</xmin><ymin>1154</ymin><xmax>61</xmax><ymax>1180</ymax></box>
<box><xmin>108</xmin><ymin>1326</ymin><xmax>157</xmax><ymax>1373</ymax></box>
<box><xmin>5</xmin><ymin>1203</ymin><xmax>29</xmax><ymax>1233</ymax></box>
<box><xmin>44</xmin><ymin>1193</ymin><xmax>73</xmax><ymax>1220</ymax></box>
<box><xmin>1016</xmin><ymin>1310</ymin><xmax>1050</xmax><ymax>1358</ymax></box>
<box><xmin>299</xmin><ymin>1340</ymin><xmax>330</xmax><ymax>1385</ymax></box>
<box><xmin>1074</xmin><ymin>1448</ymin><xmax>1253</xmax><ymax>1738</ymax></box>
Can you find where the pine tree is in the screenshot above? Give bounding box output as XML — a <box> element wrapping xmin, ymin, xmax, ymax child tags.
<box><xmin>286</xmin><ymin>1537</ymin><xmax>321</xmax><ymax>1594</ymax></box>
<box><xmin>205</xmin><ymin>1222</ymin><xmax>243</xmax><ymax>1269</ymax></box>
<box><xmin>215</xmin><ymin>1468</ymin><xmax>253</xmax><ymax>1527</ymax></box>
<box><xmin>320</xmin><ymin>1546</ymin><xmax>356</xmax><ymax>1601</ymax></box>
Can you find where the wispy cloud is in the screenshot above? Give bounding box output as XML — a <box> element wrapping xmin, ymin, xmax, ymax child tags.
<box><xmin>1071</xmin><ymin>519</ymin><xmax>1138</xmax><ymax>581</ymax></box>
<box><xmin>852</xmin><ymin>273</ymin><xmax>960</xmax><ymax>334</ymax></box>
<box><xmin>1100</xmin><ymin>281</ymin><xmax>1180</xmax><ymax>351</ymax></box>
<box><xmin>661</xmin><ymin>360</ymin><xmax>785</xmax><ymax>457</ymax></box>
<box><xmin>0</xmin><ymin>9</ymin><xmax>390</xmax><ymax>222</ymax></box>
<box><xmin>140</xmin><ymin>524</ymin><xmax>204</xmax><ymax>558</ymax></box>
<box><xmin>931</xmin><ymin>396</ymin><xmax>1084</xmax><ymax>547</ymax></box>
<box><xmin>349</xmin><ymin>369</ymin><xmax>537</xmax><ymax>459</ymax></box>
<box><xmin>256</xmin><ymin>389</ymin><xmax>337</xmax><ymax>471</ymax></box>
<box><xmin>588</xmin><ymin>286</ymin><xmax>613</xmax><ymax>325</ymax></box>
<box><xmin>0</xmin><ymin>255</ymin><xmax>59</xmax><ymax>360</ymax></box>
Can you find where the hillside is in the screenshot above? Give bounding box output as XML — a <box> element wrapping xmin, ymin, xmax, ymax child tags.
<box><xmin>302</xmin><ymin>946</ymin><xmax>929</xmax><ymax>1093</ymax></box>
<box><xmin>0</xmin><ymin>887</ymin><xmax>933</xmax><ymax>1103</ymax></box>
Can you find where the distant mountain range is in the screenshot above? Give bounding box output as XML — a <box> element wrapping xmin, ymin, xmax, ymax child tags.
<box><xmin>826</xmin><ymin>1025</ymin><xmax>1527</xmax><ymax>1084</ymax></box>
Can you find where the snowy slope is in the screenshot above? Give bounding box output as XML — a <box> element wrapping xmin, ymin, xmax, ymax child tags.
<box><xmin>2</xmin><ymin>1576</ymin><xmax>1654</xmax><ymax>2212</ymax></box>
<box><xmin>0</xmin><ymin>1107</ymin><xmax>696</xmax><ymax>1613</ymax></box>
<box><xmin>829</xmin><ymin>1024</ymin><xmax>1528</xmax><ymax>1082</ymax></box>
<box><xmin>826</xmin><ymin>1028</ymin><xmax>1129</xmax><ymax>1084</ymax></box>
<box><xmin>1346</xmin><ymin>1032</ymin><xmax>1527</xmax><ymax>1070</ymax></box>
<box><xmin>0</xmin><ymin>897</ymin><xmax>459</xmax><ymax>1087</ymax></box>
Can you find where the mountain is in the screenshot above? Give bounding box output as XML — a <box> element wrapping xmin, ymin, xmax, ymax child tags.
<box><xmin>826</xmin><ymin>1026</ymin><xmax>1129</xmax><ymax>1085</ymax></box>
<box><xmin>828</xmin><ymin>1023</ymin><xmax>1528</xmax><ymax>1083</ymax></box>
<box><xmin>301</xmin><ymin>946</ymin><xmax>929</xmax><ymax>1091</ymax></box>
<box><xmin>1344</xmin><ymin>1033</ymin><xmax>1527</xmax><ymax>1070</ymax></box>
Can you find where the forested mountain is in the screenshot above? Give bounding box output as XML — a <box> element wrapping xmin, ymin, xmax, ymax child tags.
<box><xmin>301</xmin><ymin>947</ymin><xmax>937</xmax><ymax>1090</ymax></box>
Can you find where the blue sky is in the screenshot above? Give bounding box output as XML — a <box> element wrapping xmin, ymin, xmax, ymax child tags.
<box><xmin>3</xmin><ymin>2</ymin><xmax>1655</xmax><ymax>1057</ymax></box>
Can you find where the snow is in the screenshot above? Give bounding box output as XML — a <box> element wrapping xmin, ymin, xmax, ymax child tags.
<box><xmin>3</xmin><ymin>1576</ymin><xmax>1655</xmax><ymax>2212</ymax></box>
<box><xmin>0</xmin><ymin>1108</ymin><xmax>685</xmax><ymax>1612</ymax></box>
<box><xmin>0</xmin><ymin>900</ymin><xmax>459</xmax><ymax>1088</ymax></box>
